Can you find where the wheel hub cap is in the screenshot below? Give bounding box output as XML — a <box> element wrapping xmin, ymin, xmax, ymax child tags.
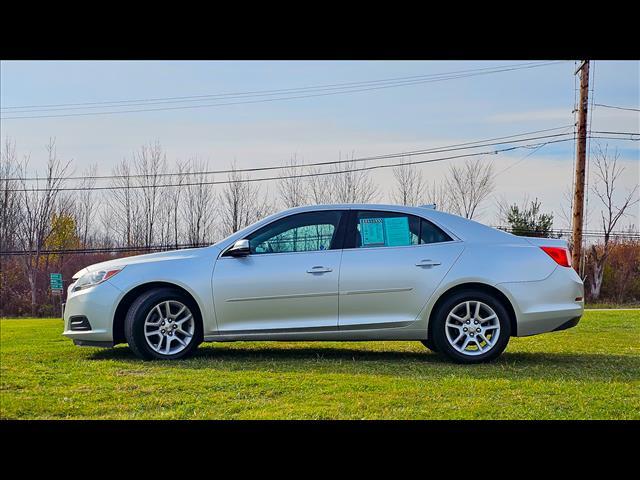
<box><xmin>143</xmin><ymin>300</ymin><xmax>195</xmax><ymax>356</ymax></box>
<box><xmin>445</xmin><ymin>300</ymin><xmax>500</xmax><ymax>356</ymax></box>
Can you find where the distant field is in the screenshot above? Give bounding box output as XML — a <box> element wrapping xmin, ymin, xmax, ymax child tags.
<box><xmin>1</xmin><ymin>310</ymin><xmax>638</xmax><ymax>419</ymax></box>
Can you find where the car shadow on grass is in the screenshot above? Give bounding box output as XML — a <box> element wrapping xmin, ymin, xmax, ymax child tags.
<box><xmin>87</xmin><ymin>344</ymin><xmax>639</xmax><ymax>381</ymax></box>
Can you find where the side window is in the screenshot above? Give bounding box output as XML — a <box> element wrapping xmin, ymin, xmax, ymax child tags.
<box><xmin>421</xmin><ymin>218</ymin><xmax>452</xmax><ymax>244</ymax></box>
<box><xmin>352</xmin><ymin>210</ymin><xmax>452</xmax><ymax>248</ymax></box>
<box><xmin>354</xmin><ymin>211</ymin><xmax>421</xmax><ymax>248</ymax></box>
<box><xmin>247</xmin><ymin>211</ymin><xmax>343</xmax><ymax>254</ymax></box>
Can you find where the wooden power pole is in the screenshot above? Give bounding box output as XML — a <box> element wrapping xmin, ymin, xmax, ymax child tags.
<box><xmin>571</xmin><ymin>60</ymin><xmax>590</xmax><ymax>273</ymax></box>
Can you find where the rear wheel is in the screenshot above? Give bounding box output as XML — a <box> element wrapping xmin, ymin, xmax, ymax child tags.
<box><xmin>431</xmin><ymin>290</ymin><xmax>511</xmax><ymax>364</ymax></box>
<box><xmin>125</xmin><ymin>287</ymin><xmax>202</xmax><ymax>360</ymax></box>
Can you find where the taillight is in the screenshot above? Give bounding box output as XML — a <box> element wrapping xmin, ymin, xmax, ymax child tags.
<box><xmin>540</xmin><ymin>246</ymin><xmax>571</xmax><ymax>267</ymax></box>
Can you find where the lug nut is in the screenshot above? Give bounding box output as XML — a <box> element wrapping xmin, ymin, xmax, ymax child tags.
<box><xmin>474</xmin><ymin>320</ymin><xmax>478</xmax><ymax>324</ymax></box>
<box><xmin>168</xmin><ymin>319</ymin><xmax>172</xmax><ymax>323</ymax></box>
<box><xmin>161</xmin><ymin>329</ymin><xmax>165</xmax><ymax>334</ymax></box>
<box><xmin>470</xmin><ymin>332</ymin><xmax>475</xmax><ymax>337</ymax></box>
<box><xmin>463</xmin><ymin>327</ymin><xmax>468</xmax><ymax>332</ymax></box>
<box><xmin>476</xmin><ymin>328</ymin><xmax>481</xmax><ymax>332</ymax></box>
<box><xmin>168</xmin><ymin>331</ymin><xmax>173</xmax><ymax>336</ymax></box>
<box><xmin>161</xmin><ymin>321</ymin><xmax>165</xmax><ymax>326</ymax></box>
<box><xmin>466</xmin><ymin>320</ymin><xmax>470</xmax><ymax>324</ymax></box>
<box><xmin>173</xmin><ymin>324</ymin><xmax>177</xmax><ymax>329</ymax></box>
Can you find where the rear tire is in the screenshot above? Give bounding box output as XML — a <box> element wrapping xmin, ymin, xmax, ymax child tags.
<box><xmin>124</xmin><ymin>287</ymin><xmax>203</xmax><ymax>360</ymax></box>
<box><xmin>431</xmin><ymin>290</ymin><xmax>511</xmax><ymax>364</ymax></box>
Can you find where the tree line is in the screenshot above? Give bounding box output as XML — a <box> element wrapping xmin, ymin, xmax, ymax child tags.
<box><xmin>1</xmin><ymin>138</ymin><xmax>637</xmax><ymax>316</ymax></box>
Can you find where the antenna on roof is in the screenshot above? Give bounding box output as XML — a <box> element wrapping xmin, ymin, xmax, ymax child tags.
<box><xmin>420</xmin><ymin>203</ymin><xmax>437</xmax><ymax>210</ymax></box>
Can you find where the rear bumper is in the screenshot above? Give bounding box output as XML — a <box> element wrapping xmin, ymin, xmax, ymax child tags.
<box><xmin>498</xmin><ymin>266</ymin><xmax>584</xmax><ymax>337</ymax></box>
<box><xmin>552</xmin><ymin>316</ymin><xmax>581</xmax><ymax>332</ymax></box>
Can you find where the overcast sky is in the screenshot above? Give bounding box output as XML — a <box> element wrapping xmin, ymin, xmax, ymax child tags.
<box><xmin>1</xmin><ymin>60</ymin><xmax>638</xmax><ymax>229</ymax></box>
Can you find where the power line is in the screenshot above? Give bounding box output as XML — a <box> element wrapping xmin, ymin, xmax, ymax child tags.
<box><xmin>3</xmin><ymin>134</ymin><xmax>635</xmax><ymax>191</ymax></box>
<box><xmin>495</xmin><ymin>141</ymin><xmax>552</xmax><ymax>177</ymax></box>
<box><xmin>1</xmin><ymin>62</ymin><xmax>569</xmax><ymax>120</ymax></box>
<box><xmin>4</xmin><ymin>132</ymin><xmax>634</xmax><ymax>186</ymax></box>
<box><xmin>593</xmin><ymin>103</ymin><xmax>640</xmax><ymax>113</ymax></box>
<box><xmin>4</xmin><ymin>126</ymin><xmax>577</xmax><ymax>182</ymax></box>
<box><xmin>590</xmin><ymin>130</ymin><xmax>640</xmax><ymax>136</ymax></box>
<box><xmin>1</xmin><ymin>134</ymin><xmax>633</xmax><ymax>189</ymax></box>
<box><xmin>1</xmin><ymin>61</ymin><xmax>566</xmax><ymax>113</ymax></box>
<box><xmin>3</xmin><ymin>137</ymin><xmax>580</xmax><ymax>192</ymax></box>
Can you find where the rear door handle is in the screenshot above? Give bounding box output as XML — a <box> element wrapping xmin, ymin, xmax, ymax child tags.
<box><xmin>416</xmin><ymin>259</ymin><xmax>441</xmax><ymax>268</ymax></box>
<box><xmin>306</xmin><ymin>266</ymin><xmax>333</xmax><ymax>274</ymax></box>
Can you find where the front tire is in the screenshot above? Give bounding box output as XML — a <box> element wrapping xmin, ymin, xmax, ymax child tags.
<box><xmin>124</xmin><ymin>287</ymin><xmax>203</xmax><ymax>360</ymax></box>
<box><xmin>421</xmin><ymin>338</ymin><xmax>439</xmax><ymax>352</ymax></box>
<box><xmin>431</xmin><ymin>290</ymin><xmax>511</xmax><ymax>364</ymax></box>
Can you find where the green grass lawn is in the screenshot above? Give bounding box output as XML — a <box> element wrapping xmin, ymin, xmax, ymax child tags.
<box><xmin>1</xmin><ymin>310</ymin><xmax>638</xmax><ymax>419</ymax></box>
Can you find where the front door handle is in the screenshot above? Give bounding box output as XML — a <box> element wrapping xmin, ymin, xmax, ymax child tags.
<box><xmin>307</xmin><ymin>266</ymin><xmax>333</xmax><ymax>274</ymax></box>
<box><xmin>415</xmin><ymin>259</ymin><xmax>441</xmax><ymax>268</ymax></box>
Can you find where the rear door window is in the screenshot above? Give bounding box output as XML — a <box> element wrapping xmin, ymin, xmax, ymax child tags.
<box><xmin>350</xmin><ymin>210</ymin><xmax>452</xmax><ymax>248</ymax></box>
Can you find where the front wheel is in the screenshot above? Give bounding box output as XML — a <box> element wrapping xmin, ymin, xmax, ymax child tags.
<box><xmin>124</xmin><ymin>287</ymin><xmax>202</xmax><ymax>360</ymax></box>
<box><xmin>431</xmin><ymin>291</ymin><xmax>511</xmax><ymax>364</ymax></box>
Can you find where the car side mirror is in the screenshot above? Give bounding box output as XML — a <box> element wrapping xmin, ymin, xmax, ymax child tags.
<box><xmin>228</xmin><ymin>239</ymin><xmax>250</xmax><ymax>257</ymax></box>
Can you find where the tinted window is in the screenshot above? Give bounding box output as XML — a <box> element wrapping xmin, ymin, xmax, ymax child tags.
<box><xmin>354</xmin><ymin>211</ymin><xmax>421</xmax><ymax>248</ymax></box>
<box><xmin>352</xmin><ymin>210</ymin><xmax>452</xmax><ymax>248</ymax></box>
<box><xmin>247</xmin><ymin>211</ymin><xmax>343</xmax><ymax>254</ymax></box>
<box><xmin>421</xmin><ymin>218</ymin><xmax>452</xmax><ymax>244</ymax></box>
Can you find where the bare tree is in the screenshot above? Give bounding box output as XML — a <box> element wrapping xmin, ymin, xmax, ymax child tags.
<box><xmin>219</xmin><ymin>161</ymin><xmax>272</xmax><ymax>236</ymax></box>
<box><xmin>16</xmin><ymin>139</ymin><xmax>72</xmax><ymax>315</ymax></box>
<box><xmin>586</xmin><ymin>144</ymin><xmax>639</xmax><ymax>299</ymax></box>
<box><xmin>0</xmin><ymin>138</ymin><xmax>20</xmax><ymax>253</ymax></box>
<box><xmin>171</xmin><ymin>160</ymin><xmax>189</xmax><ymax>247</ymax></box>
<box><xmin>75</xmin><ymin>163</ymin><xmax>98</xmax><ymax>247</ymax></box>
<box><xmin>390</xmin><ymin>158</ymin><xmax>425</xmax><ymax>206</ymax></box>
<box><xmin>108</xmin><ymin>159</ymin><xmax>139</xmax><ymax>247</ymax></box>
<box><xmin>306</xmin><ymin>165</ymin><xmax>336</xmax><ymax>205</ymax></box>
<box><xmin>182</xmin><ymin>158</ymin><xmax>216</xmax><ymax>245</ymax></box>
<box><xmin>329</xmin><ymin>154</ymin><xmax>379</xmax><ymax>204</ymax></box>
<box><xmin>157</xmin><ymin>159</ymin><xmax>187</xmax><ymax>248</ymax></box>
<box><xmin>278</xmin><ymin>155</ymin><xmax>307</xmax><ymax>208</ymax></box>
<box><xmin>423</xmin><ymin>179</ymin><xmax>450</xmax><ymax>212</ymax></box>
<box><xmin>446</xmin><ymin>159</ymin><xmax>495</xmax><ymax>219</ymax></box>
<box><xmin>134</xmin><ymin>141</ymin><xmax>167</xmax><ymax>247</ymax></box>
<box><xmin>0</xmin><ymin>138</ymin><xmax>21</xmax><ymax>317</ymax></box>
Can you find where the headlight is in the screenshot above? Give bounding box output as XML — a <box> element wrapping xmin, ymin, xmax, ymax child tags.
<box><xmin>73</xmin><ymin>267</ymin><xmax>124</xmax><ymax>291</ymax></box>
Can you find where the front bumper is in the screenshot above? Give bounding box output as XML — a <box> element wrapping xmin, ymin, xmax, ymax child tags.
<box><xmin>62</xmin><ymin>281</ymin><xmax>122</xmax><ymax>343</ymax></box>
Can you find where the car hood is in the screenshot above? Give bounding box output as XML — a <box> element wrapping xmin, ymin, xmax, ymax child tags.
<box><xmin>71</xmin><ymin>246</ymin><xmax>219</xmax><ymax>280</ymax></box>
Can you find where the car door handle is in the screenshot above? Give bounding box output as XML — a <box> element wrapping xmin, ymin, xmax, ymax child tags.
<box><xmin>306</xmin><ymin>266</ymin><xmax>333</xmax><ymax>274</ymax></box>
<box><xmin>415</xmin><ymin>260</ymin><xmax>441</xmax><ymax>268</ymax></box>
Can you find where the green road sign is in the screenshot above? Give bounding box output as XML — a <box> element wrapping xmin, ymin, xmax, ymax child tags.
<box><xmin>50</xmin><ymin>273</ymin><xmax>63</xmax><ymax>290</ymax></box>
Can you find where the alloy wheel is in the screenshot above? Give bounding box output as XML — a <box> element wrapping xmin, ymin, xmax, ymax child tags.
<box><xmin>143</xmin><ymin>300</ymin><xmax>195</xmax><ymax>356</ymax></box>
<box><xmin>444</xmin><ymin>300</ymin><xmax>501</xmax><ymax>356</ymax></box>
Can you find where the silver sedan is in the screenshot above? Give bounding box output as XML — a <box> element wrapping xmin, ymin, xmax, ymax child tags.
<box><xmin>63</xmin><ymin>204</ymin><xmax>584</xmax><ymax>363</ymax></box>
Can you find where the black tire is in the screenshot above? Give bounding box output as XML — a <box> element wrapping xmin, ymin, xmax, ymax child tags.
<box><xmin>421</xmin><ymin>338</ymin><xmax>439</xmax><ymax>352</ymax></box>
<box><xmin>431</xmin><ymin>290</ymin><xmax>511</xmax><ymax>364</ymax></box>
<box><xmin>124</xmin><ymin>287</ymin><xmax>203</xmax><ymax>360</ymax></box>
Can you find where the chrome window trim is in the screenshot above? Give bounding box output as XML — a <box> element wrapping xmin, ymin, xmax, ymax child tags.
<box><xmin>340</xmin><ymin>239</ymin><xmax>462</xmax><ymax>253</ymax></box>
<box><xmin>218</xmin><ymin>248</ymin><xmax>343</xmax><ymax>260</ymax></box>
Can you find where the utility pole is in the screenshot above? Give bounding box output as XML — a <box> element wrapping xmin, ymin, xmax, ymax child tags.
<box><xmin>571</xmin><ymin>60</ymin><xmax>590</xmax><ymax>274</ymax></box>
